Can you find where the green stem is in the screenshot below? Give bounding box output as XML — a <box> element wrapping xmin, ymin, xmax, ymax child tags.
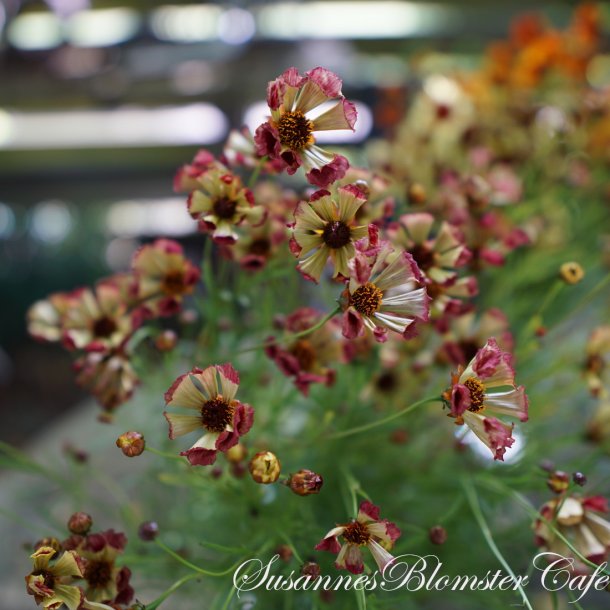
<box><xmin>238</xmin><ymin>305</ymin><xmax>341</xmax><ymax>354</ymax></box>
<box><xmin>145</xmin><ymin>447</ymin><xmax>185</xmax><ymax>461</ymax></box>
<box><xmin>326</xmin><ymin>396</ymin><xmax>440</xmax><ymax>440</ymax></box>
<box><xmin>145</xmin><ymin>572</ymin><xmax>200</xmax><ymax>610</ymax></box>
<box><xmin>248</xmin><ymin>155</ymin><xmax>268</xmax><ymax>189</ymax></box>
<box><xmin>463</xmin><ymin>478</ymin><xmax>534</xmax><ymax>610</ymax></box>
<box><xmin>155</xmin><ymin>539</ymin><xmax>245</xmax><ymax>576</ymax></box>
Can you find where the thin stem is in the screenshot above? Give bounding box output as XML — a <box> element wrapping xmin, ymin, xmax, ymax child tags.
<box><xmin>145</xmin><ymin>447</ymin><xmax>185</xmax><ymax>461</ymax></box>
<box><xmin>463</xmin><ymin>478</ymin><xmax>534</xmax><ymax>610</ymax></box>
<box><xmin>326</xmin><ymin>397</ymin><xmax>440</xmax><ymax>440</ymax></box>
<box><xmin>145</xmin><ymin>572</ymin><xmax>200</xmax><ymax>610</ymax></box>
<box><xmin>154</xmin><ymin>539</ymin><xmax>244</xmax><ymax>577</ymax></box>
<box><xmin>248</xmin><ymin>155</ymin><xmax>268</xmax><ymax>189</ymax></box>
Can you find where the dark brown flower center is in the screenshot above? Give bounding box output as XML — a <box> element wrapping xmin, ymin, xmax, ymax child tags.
<box><xmin>350</xmin><ymin>282</ymin><xmax>383</xmax><ymax>316</ymax></box>
<box><xmin>376</xmin><ymin>371</ymin><xmax>397</xmax><ymax>393</ymax></box>
<box><xmin>201</xmin><ymin>396</ymin><xmax>235</xmax><ymax>433</ymax></box>
<box><xmin>93</xmin><ymin>316</ymin><xmax>117</xmax><ymax>339</ymax></box>
<box><xmin>31</xmin><ymin>569</ymin><xmax>55</xmax><ymax>590</ymax></box>
<box><xmin>458</xmin><ymin>340</ymin><xmax>480</xmax><ymax>365</ymax></box>
<box><xmin>408</xmin><ymin>244</ymin><xmax>435</xmax><ymax>272</ymax></box>
<box><xmin>249</xmin><ymin>238</ymin><xmax>271</xmax><ymax>256</ymax></box>
<box><xmin>162</xmin><ymin>270</ymin><xmax>186</xmax><ymax>296</ymax></box>
<box><xmin>586</xmin><ymin>354</ymin><xmax>605</xmax><ymax>375</ymax></box>
<box><xmin>464</xmin><ymin>376</ymin><xmax>486</xmax><ymax>412</ymax></box>
<box><xmin>321</xmin><ymin>221</ymin><xmax>352</xmax><ymax>249</ymax></box>
<box><xmin>277</xmin><ymin>111</ymin><xmax>313</xmax><ymax>150</ymax></box>
<box><xmin>84</xmin><ymin>559</ymin><xmax>113</xmax><ymax>588</ymax></box>
<box><xmin>342</xmin><ymin>521</ymin><xmax>371</xmax><ymax>546</ymax></box>
<box><xmin>213</xmin><ymin>197</ymin><xmax>237</xmax><ymax>220</ymax></box>
<box><xmin>290</xmin><ymin>339</ymin><xmax>317</xmax><ymax>372</ymax></box>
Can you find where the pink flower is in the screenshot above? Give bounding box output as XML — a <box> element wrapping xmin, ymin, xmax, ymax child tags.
<box><xmin>315</xmin><ymin>500</ymin><xmax>401</xmax><ymax>574</ymax></box>
<box><xmin>173</xmin><ymin>149</ymin><xmax>216</xmax><ymax>193</ymax></box>
<box><xmin>340</xmin><ymin>244</ymin><xmax>429</xmax><ymax>343</ymax></box>
<box><xmin>132</xmin><ymin>239</ymin><xmax>200</xmax><ymax>317</ymax></box>
<box><xmin>254</xmin><ymin>67</ymin><xmax>357</xmax><ymax>188</ymax></box>
<box><xmin>443</xmin><ymin>338</ymin><xmax>528</xmax><ymax>461</ymax></box>
<box><xmin>164</xmin><ymin>364</ymin><xmax>254</xmax><ymax>466</ymax></box>
<box><xmin>187</xmin><ymin>166</ymin><xmax>265</xmax><ymax>244</ymax></box>
<box><xmin>291</xmin><ymin>185</ymin><xmax>369</xmax><ymax>282</ymax></box>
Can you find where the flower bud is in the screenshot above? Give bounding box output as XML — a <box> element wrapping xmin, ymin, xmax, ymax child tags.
<box><xmin>287</xmin><ymin>470</ymin><xmax>323</xmax><ymax>496</ymax></box>
<box><xmin>559</xmin><ymin>262</ymin><xmax>584</xmax><ymax>285</ymax></box>
<box><xmin>429</xmin><ymin>526</ymin><xmax>447</xmax><ymax>545</ymax></box>
<box><xmin>154</xmin><ymin>330</ymin><xmax>177</xmax><ymax>352</ymax></box>
<box><xmin>249</xmin><ymin>451</ymin><xmax>281</xmax><ymax>484</ymax></box>
<box><xmin>138</xmin><ymin>521</ymin><xmax>159</xmax><ymax>541</ymax></box>
<box><xmin>225</xmin><ymin>443</ymin><xmax>247</xmax><ymax>464</ymax></box>
<box><xmin>301</xmin><ymin>561</ymin><xmax>321</xmax><ymax>581</ymax></box>
<box><xmin>408</xmin><ymin>183</ymin><xmax>427</xmax><ymax>205</ymax></box>
<box><xmin>547</xmin><ymin>470</ymin><xmax>570</xmax><ymax>494</ymax></box>
<box><xmin>276</xmin><ymin>545</ymin><xmax>293</xmax><ymax>562</ymax></box>
<box><xmin>34</xmin><ymin>537</ymin><xmax>62</xmax><ymax>555</ymax></box>
<box><xmin>572</xmin><ymin>472</ymin><xmax>587</xmax><ymax>487</ymax></box>
<box><xmin>67</xmin><ymin>512</ymin><xmax>92</xmax><ymax>535</ymax></box>
<box><xmin>116</xmin><ymin>431</ymin><xmax>145</xmax><ymax>457</ymax></box>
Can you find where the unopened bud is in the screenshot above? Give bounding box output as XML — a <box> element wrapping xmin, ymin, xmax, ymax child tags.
<box><xmin>154</xmin><ymin>330</ymin><xmax>177</xmax><ymax>352</ymax></box>
<box><xmin>301</xmin><ymin>561</ymin><xmax>321</xmax><ymax>581</ymax></box>
<box><xmin>408</xmin><ymin>183</ymin><xmax>427</xmax><ymax>205</ymax></box>
<box><xmin>67</xmin><ymin>512</ymin><xmax>92</xmax><ymax>535</ymax></box>
<box><xmin>559</xmin><ymin>262</ymin><xmax>584</xmax><ymax>285</ymax></box>
<box><xmin>547</xmin><ymin>470</ymin><xmax>570</xmax><ymax>494</ymax></box>
<box><xmin>287</xmin><ymin>470</ymin><xmax>323</xmax><ymax>496</ymax></box>
<box><xmin>249</xmin><ymin>451</ymin><xmax>281</xmax><ymax>484</ymax></box>
<box><xmin>138</xmin><ymin>521</ymin><xmax>159</xmax><ymax>541</ymax></box>
<box><xmin>116</xmin><ymin>431</ymin><xmax>145</xmax><ymax>457</ymax></box>
<box><xmin>276</xmin><ymin>545</ymin><xmax>293</xmax><ymax>562</ymax></box>
<box><xmin>429</xmin><ymin>526</ymin><xmax>447</xmax><ymax>545</ymax></box>
<box><xmin>572</xmin><ymin>472</ymin><xmax>587</xmax><ymax>487</ymax></box>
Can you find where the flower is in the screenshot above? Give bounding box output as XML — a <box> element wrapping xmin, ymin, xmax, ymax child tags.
<box><xmin>187</xmin><ymin>166</ymin><xmax>265</xmax><ymax>244</ymax></box>
<box><xmin>164</xmin><ymin>364</ymin><xmax>255</xmax><ymax>466</ymax></box>
<box><xmin>341</xmin><ymin>245</ymin><xmax>429</xmax><ymax>343</ymax></box>
<box><xmin>74</xmin><ymin>349</ymin><xmax>140</xmax><ymax>413</ymax></box>
<box><xmin>25</xmin><ymin>546</ymin><xmax>84</xmax><ymax>610</ymax></box>
<box><xmin>290</xmin><ymin>185</ymin><xmax>369</xmax><ymax>282</ymax></box>
<box><xmin>584</xmin><ymin>325</ymin><xmax>610</xmax><ymax>397</ymax></box>
<box><xmin>264</xmin><ymin>307</ymin><xmax>344</xmax><ymax>395</ymax></box>
<box><xmin>132</xmin><ymin>239</ymin><xmax>200</xmax><ymax>317</ymax></box>
<box><xmin>61</xmin><ymin>277</ymin><xmax>137</xmax><ymax>352</ymax></box>
<box><xmin>254</xmin><ymin>67</ymin><xmax>357</xmax><ymax>188</ymax></box>
<box><xmin>534</xmin><ymin>494</ymin><xmax>610</xmax><ymax>569</ymax></box>
<box><xmin>443</xmin><ymin>338</ymin><xmax>528</xmax><ymax>461</ymax></box>
<box><xmin>315</xmin><ymin>500</ymin><xmax>401</xmax><ymax>574</ymax></box>
<box><xmin>71</xmin><ymin>529</ymin><xmax>134</xmax><ymax>606</ymax></box>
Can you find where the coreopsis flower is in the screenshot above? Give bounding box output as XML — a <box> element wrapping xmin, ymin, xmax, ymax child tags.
<box><xmin>61</xmin><ymin>277</ymin><xmax>137</xmax><ymax>352</ymax></box>
<box><xmin>254</xmin><ymin>67</ymin><xmax>356</xmax><ymax>188</ymax></box>
<box><xmin>27</xmin><ymin>291</ymin><xmax>77</xmax><ymax>343</ymax></box>
<box><xmin>443</xmin><ymin>338</ymin><xmax>528</xmax><ymax>461</ymax></box>
<box><xmin>187</xmin><ymin>166</ymin><xmax>265</xmax><ymax>244</ymax></box>
<box><xmin>439</xmin><ymin>308</ymin><xmax>514</xmax><ymax>367</ymax></box>
<box><xmin>265</xmin><ymin>307</ymin><xmax>344</xmax><ymax>395</ymax></box>
<box><xmin>584</xmin><ymin>325</ymin><xmax>610</xmax><ymax>397</ymax></box>
<box><xmin>131</xmin><ymin>239</ymin><xmax>199</xmax><ymax>317</ymax></box>
<box><xmin>173</xmin><ymin>148</ymin><xmax>216</xmax><ymax>193</ymax></box>
<box><xmin>291</xmin><ymin>185</ymin><xmax>369</xmax><ymax>282</ymax></box>
<box><xmin>25</xmin><ymin>546</ymin><xmax>85</xmax><ymax>610</ymax></box>
<box><xmin>534</xmin><ymin>495</ymin><xmax>610</xmax><ymax>569</ymax></box>
<box><xmin>74</xmin><ymin>349</ymin><xmax>139</xmax><ymax>413</ymax></box>
<box><xmin>164</xmin><ymin>364</ymin><xmax>254</xmax><ymax>466</ymax></box>
<box><xmin>249</xmin><ymin>451</ymin><xmax>281</xmax><ymax>484</ymax></box>
<box><xmin>340</xmin><ymin>245</ymin><xmax>429</xmax><ymax>343</ymax></box>
<box><xmin>388</xmin><ymin>212</ymin><xmax>471</xmax><ymax>288</ymax></box>
<box><xmin>315</xmin><ymin>500</ymin><xmax>401</xmax><ymax>574</ymax></box>
<box><xmin>70</xmin><ymin>530</ymin><xmax>134</xmax><ymax>606</ymax></box>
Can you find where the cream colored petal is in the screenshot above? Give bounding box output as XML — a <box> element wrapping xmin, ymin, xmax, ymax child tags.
<box><xmin>188</xmin><ymin>191</ymin><xmax>213</xmax><ymax>215</ymax></box>
<box><xmin>165</xmin><ymin>413</ymin><xmax>203</xmax><ymax>438</ymax></box>
<box><xmin>312</xmin><ymin>100</ymin><xmax>354</xmax><ymax>132</ymax></box>
<box><xmin>298</xmin><ymin>246</ymin><xmax>331</xmax><ymax>282</ymax></box>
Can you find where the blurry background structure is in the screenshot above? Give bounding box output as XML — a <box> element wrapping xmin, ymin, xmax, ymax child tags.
<box><xmin>0</xmin><ymin>0</ymin><xmax>608</xmax><ymax>445</ymax></box>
